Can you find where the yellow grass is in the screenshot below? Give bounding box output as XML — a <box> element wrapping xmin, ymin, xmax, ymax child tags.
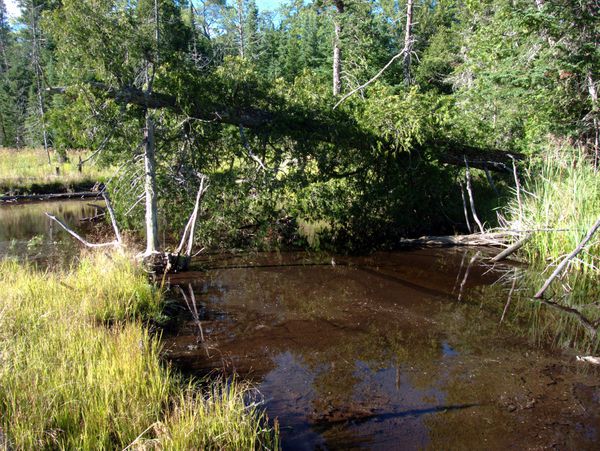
<box><xmin>0</xmin><ymin>148</ymin><xmax>112</xmax><ymax>194</ymax></box>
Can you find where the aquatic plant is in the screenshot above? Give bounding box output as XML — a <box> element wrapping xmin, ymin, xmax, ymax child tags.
<box><xmin>0</xmin><ymin>253</ymin><xmax>277</xmax><ymax>449</ymax></box>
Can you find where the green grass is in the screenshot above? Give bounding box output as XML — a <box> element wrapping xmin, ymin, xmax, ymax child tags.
<box><xmin>0</xmin><ymin>148</ymin><xmax>112</xmax><ymax>195</ymax></box>
<box><xmin>0</xmin><ymin>253</ymin><xmax>278</xmax><ymax>449</ymax></box>
<box><xmin>504</xmin><ymin>148</ymin><xmax>600</xmax><ymax>273</ymax></box>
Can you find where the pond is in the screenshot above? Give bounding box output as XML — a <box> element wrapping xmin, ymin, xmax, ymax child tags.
<box><xmin>1</xmin><ymin>201</ymin><xmax>598</xmax><ymax>449</ymax></box>
<box><xmin>0</xmin><ymin>199</ymin><xmax>103</xmax><ymax>265</ymax></box>
<box><xmin>164</xmin><ymin>251</ymin><xmax>600</xmax><ymax>450</ymax></box>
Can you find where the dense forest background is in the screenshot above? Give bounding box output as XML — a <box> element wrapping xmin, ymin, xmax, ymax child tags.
<box><xmin>0</xmin><ymin>0</ymin><xmax>598</xmax><ymax>252</ymax></box>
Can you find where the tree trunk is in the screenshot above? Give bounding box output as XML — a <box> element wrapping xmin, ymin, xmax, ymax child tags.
<box><xmin>332</xmin><ymin>1</ymin><xmax>344</xmax><ymax>96</ymax></box>
<box><xmin>143</xmin><ymin>112</ymin><xmax>159</xmax><ymax>255</ymax></box>
<box><xmin>30</xmin><ymin>5</ymin><xmax>50</xmax><ymax>164</ymax></box>
<box><xmin>403</xmin><ymin>0</ymin><xmax>414</xmax><ymax>85</ymax></box>
<box><xmin>587</xmin><ymin>71</ymin><xmax>599</xmax><ymax>169</ymax></box>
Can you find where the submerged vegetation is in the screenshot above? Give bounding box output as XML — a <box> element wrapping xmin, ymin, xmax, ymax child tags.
<box><xmin>0</xmin><ymin>253</ymin><xmax>277</xmax><ymax>449</ymax></box>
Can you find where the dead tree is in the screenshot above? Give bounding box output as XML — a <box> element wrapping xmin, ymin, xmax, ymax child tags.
<box><xmin>332</xmin><ymin>0</ymin><xmax>345</xmax><ymax>96</ymax></box>
<box><xmin>403</xmin><ymin>0</ymin><xmax>414</xmax><ymax>85</ymax></box>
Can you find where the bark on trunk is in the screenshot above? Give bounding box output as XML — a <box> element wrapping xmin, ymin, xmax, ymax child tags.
<box><xmin>332</xmin><ymin>1</ymin><xmax>344</xmax><ymax>96</ymax></box>
<box><xmin>144</xmin><ymin>112</ymin><xmax>159</xmax><ymax>255</ymax></box>
<box><xmin>403</xmin><ymin>0</ymin><xmax>414</xmax><ymax>85</ymax></box>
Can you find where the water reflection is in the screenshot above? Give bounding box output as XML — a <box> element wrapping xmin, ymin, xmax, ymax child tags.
<box><xmin>0</xmin><ymin>200</ymin><xmax>102</xmax><ymax>264</ymax></box>
<box><xmin>165</xmin><ymin>250</ymin><xmax>600</xmax><ymax>449</ymax></box>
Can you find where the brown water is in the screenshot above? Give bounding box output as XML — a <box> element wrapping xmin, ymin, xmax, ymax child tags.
<box><xmin>1</xmin><ymin>202</ymin><xmax>598</xmax><ymax>449</ymax></box>
<box><xmin>0</xmin><ymin>199</ymin><xmax>103</xmax><ymax>263</ymax></box>
<box><xmin>165</xmin><ymin>251</ymin><xmax>600</xmax><ymax>450</ymax></box>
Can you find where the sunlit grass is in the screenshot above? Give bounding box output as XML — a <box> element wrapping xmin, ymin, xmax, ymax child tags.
<box><xmin>504</xmin><ymin>148</ymin><xmax>600</xmax><ymax>273</ymax></box>
<box><xmin>0</xmin><ymin>253</ymin><xmax>278</xmax><ymax>449</ymax></box>
<box><xmin>0</xmin><ymin>148</ymin><xmax>112</xmax><ymax>194</ymax></box>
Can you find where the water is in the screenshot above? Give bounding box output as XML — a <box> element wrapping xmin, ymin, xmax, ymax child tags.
<box><xmin>1</xmin><ymin>202</ymin><xmax>599</xmax><ymax>449</ymax></box>
<box><xmin>165</xmin><ymin>251</ymin><xmax>600</xmax><ymax>450</ymax></box>
<box><xmin>0</xmin><ymin>199</ymin><xmax>103</xmax><ymax>264</ymax></box>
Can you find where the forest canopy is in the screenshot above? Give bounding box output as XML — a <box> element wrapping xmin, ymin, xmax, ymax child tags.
<box><xmin>0</xmin><ymin>0</ymin><xmax>598</xmax><ymax>252</ymax></box>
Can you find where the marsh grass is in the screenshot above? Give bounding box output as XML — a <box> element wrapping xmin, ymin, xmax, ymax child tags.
<box><xmin>504</xmin><ymin>148</ymin><xmax>600</xmax><ymax>273</ymax></box>
<box><xmin>0</xmin><ymin>148</ymin><xmax>112</xmax><ymax>194</ymax></box>
<box><xmin>0</xmin><ymin>253</ymin><xmax>277</xmax><ymax>449</ymax></box>
<box><xmin>497</xmin><ymin>149</ymin><xmax>600</xmax><ymax>352</ymax></box>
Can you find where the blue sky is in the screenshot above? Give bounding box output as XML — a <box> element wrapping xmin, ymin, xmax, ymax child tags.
<box><xmin>6</xmin><ymin>0</ymin><xmax>19</xmax><ymax>19</ymax></box>
<box><xmin>5</xmin><ymin>0</ymin><xmax>288</xmax><ymax>18</ymax></box>
<box><xmin>255</xmin><ymin>0</ymin><xmax>287</xmax><ymax>11</ymax></box>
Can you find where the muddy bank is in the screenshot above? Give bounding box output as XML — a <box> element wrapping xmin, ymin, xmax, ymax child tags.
<box><xmin>164</xmin><ymin>250</ymin><xmax>600</xmax><ymax>449</ymax></box>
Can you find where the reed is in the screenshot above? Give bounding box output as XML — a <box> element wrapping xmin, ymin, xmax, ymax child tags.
<box><xmin>0</xmin><ymin>253</ymin><xmax>277</xmax><ymax>449</ymax></box>
<box><xmin>504</xmin><ymin>148</ymin><xmax>600</xmax><ymax>274</ymax></box>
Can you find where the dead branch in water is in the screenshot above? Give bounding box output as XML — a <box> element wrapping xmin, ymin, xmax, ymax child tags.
<box><xmin>535</xmin><ymin>297</ymin><xmax>600</xmax><ymax>339</ymax></box>
<box><xmin>534</xmin><ymin>216</ymin><xmax>600</xmax><ymax>299</ymax></box>
<box><xmin>45</xmin><ymin>213</ymin><xmax>119</xmax><ymax>248</ymax></box>
<box><xmin>102</xmin><ymin>192</ymin><xmax>122</xmax><ymax>246</ymax></box>
<box><xmin>458</xmin><ymin>251</ymin><xmax>480</xmax><ymax>301</ymax></box>
<box><xmin>491</xmin><ymin>233</ymin><xmax>533</xmax><ymax>262</ymax></box>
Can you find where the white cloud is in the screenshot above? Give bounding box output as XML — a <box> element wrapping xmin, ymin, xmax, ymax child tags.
<box><xmin>5</xmin><ymin>0</ymin><xmax>21</xmax><ymax>19</ymax></box>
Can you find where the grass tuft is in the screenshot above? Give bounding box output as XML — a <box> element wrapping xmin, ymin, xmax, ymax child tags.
<box><xmin>0</xmin><ymin>253</ymin><xmax>277</xmax><ymax>449</ymax></box>
<box><xmin>504</xmin><ymin>148</ymin><xmax>600</xmax><ymax>273</ymax></box>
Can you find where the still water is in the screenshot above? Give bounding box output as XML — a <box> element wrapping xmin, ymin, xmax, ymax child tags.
<box><xmin>165</xmin><ymin>251</ymin><xmax>600</xmax><ymax>450</ymax></box>
<box><xmin>1</xmin><ymin>201</ymin><xmax>598</xmax><ymax>449</ymax></box>
<box><xmin>0</xmin><ymin>199</ymin><xmax>102</xmax><ymax>264</ymax></box>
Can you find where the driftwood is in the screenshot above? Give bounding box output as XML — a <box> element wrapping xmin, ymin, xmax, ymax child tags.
<box><xmin>534</xmin><ymin>217</ymin><xmax>600</xmax><ymax>299</ymax></box>
<box><xmin>491</xmin><ymin>233</ymin><xmax>533</xmax><ymax>262</ymax></box>
<box><xmin>0</xmin><ymin>191</ymin><xmax>101</xmax><ymax>202</ymax></box>
<box><xmin>398</xmin><ymin>232</ymin><xmax>518</xmax><ymax>247</ymax></box>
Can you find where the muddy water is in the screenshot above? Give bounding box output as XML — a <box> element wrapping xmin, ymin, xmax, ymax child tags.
<box><xmin>166</xmin><ymin>250</ymin><xmax>600</xmax><ymax>450</ymax></box>
<box><xmin>0</xmin><ymin>199</ymin><xmax>103</xmax><ymax>263</ymax></box>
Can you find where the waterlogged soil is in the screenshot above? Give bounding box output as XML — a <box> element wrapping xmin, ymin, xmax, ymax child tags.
<box><xmin>165</xmin><ymin>250</ymin><xmax>600</xmax><ymax>450</ymax></box>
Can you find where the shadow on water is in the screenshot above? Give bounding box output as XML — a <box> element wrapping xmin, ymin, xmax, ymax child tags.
<box><xmin>164</xmin><ymin>249</ymin><xmax>600</xmax><ymax>450</ymax></box>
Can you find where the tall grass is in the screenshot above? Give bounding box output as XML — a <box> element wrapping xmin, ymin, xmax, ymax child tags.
<box><xmin>504</xmin><ymin>148</ymin><xmax>600</xmax><ymax>273</ymax></box>
<box><xmin>0</xmin><ymin>253</ymin><xmax>277</xmax><ymax>449</ymax></box>
<box><xmin>0</xmin><ymin>148</ymin><xmax>112</xmax><ymax>194</ymax></box>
